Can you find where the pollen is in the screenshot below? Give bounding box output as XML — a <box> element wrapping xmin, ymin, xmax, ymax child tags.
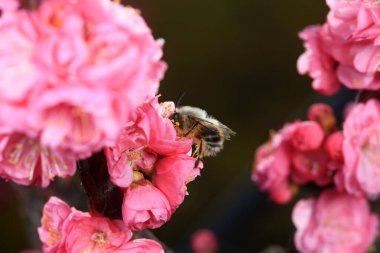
<box><xmin>90</xmin><ymin>232</ymin><xmax>109</xmax><ymax>251</ymax></box>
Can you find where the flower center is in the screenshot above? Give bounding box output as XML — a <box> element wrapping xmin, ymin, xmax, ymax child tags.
<box><xmin>91</xmin><ymin>232</ymin><xmax>109</xmax><ymax>249</ymax></box>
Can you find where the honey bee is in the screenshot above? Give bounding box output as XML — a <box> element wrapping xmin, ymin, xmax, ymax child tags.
<box><xmin>171</xmin><ymin>105</ymin><xmax>235</xmax><ymax>167</ymax></box>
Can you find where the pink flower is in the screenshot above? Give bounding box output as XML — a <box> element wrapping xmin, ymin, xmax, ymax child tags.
<box><xmin>292</xmin><ymin>188</ymin><xmax>378</xmax><ymax>253</ymax></box>
<box><xmin>291</xmin><ymin>149</ymin><xmax>332</xmax><ymax>186</ymax></box>
<box><xmin>29</xmin><ymin>86</ymin><xmax>124</xmax><ymax>159</ymax></box>
<box><xmin>0</xmin><ymin>131</ymin><xmax>76</xmax><ymax>187</ymax></box>
<box><xmin>326</xmin><ymin>0</ymin><xmax>362</xmax><ymax>41</ymax></box>
<box><xmin>0</xmin><ymin>0</ymin><xmax>167</xmax><ymax>163</ymax></box>
<box><xmin>297</xmin><ymin>25</ymin><xmax>340</xmax><ymax>95</ymax></box>
<box><xmin>105</xmin><ymin>97</ymin><xmax>192</xmax><ymax>188</ymax></box>
<box><xmin>252</xmin><ymin>133</ymin><xmax>293</xmax><ymax>204</ymax></box>
<box><xmin>336</xmin><ymin>99</ymin><xmax>380</xmax><ymax>197</ymax></box>
<box><xmin>116</xmin><ymin>239</ymin><xmax>165</xmax><ymax>253</ymax></box>
<box><xmin>191</xmin><ymin>229</ymin><xmax>219</xmax><ymax>253</ymax></box>
<box><xmin>122</xmin><ymin>180</ymin><xmax>171</xmax><ymax>231</ymax></box>
<box><xmin>37</xmin><ymin>197</ymin><xmax>71</xmax><ymax>253</ymax></box>
<box><xmin>324</xmin><ymin>131</ymin><xmax>344</xmax><ymax>164</ymax></box>
<box><xmin>290</xmin><ymin>121</ymin><xmax>324</xmax><ymax>151</ymax></box>
<box><xmin>0</xmin><ymin>11</ymin><xmax>41</xmax><ymax>133</ymax></box>
<box><xmin>307</xmin><ymin>103</ymin><xmax>337</xmax><ymax>133</ymax></box>
<box><xmin>63</xmin><ymin>212</ymin><xmax>132</xmax><ymax>253</ymax></box>
<box><xmin>0</xmin><ymin>0</ymin><xmax>19</xmax><ymax>13</ymax></box>
<box><xmin>152</xmin><ymin>155</ymin><xmax>201</xmax><ymax>212</ymax></box>
<box><xmin>38</xmin><ymin>196</ymin><xmax>165</xmax><ymax>252</ymax></box>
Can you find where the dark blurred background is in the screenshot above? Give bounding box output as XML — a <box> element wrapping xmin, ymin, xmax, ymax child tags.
<box><xmin>0</xmin><ymin>0</ymin><xmax>354</xmax><ymax>252</ymax></box>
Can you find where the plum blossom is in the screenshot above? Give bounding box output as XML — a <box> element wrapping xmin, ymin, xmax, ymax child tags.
<box><xmin>0</xmin><ymin>0</ymin><xmax>168</xmax><ymax>186</ymax></box>
<box><xmin>336</xmin><ymin>99</ymin><xmax>380</xmax><ymax>197</ymax></box>
<box><xmin>38</xmin><ymin>196</ymin><xmax>164</xmax><ymax>253</ymax></box>
<box><xmin>105</xmin><ymin>97</ymin><xmax>201</xmax><ymax>230</ymax></box>
<box><xmin>252</xmin><ymin>104</ymin><xmax>342</xmax><ymax>203</ymax></box>
<box><xmin>191</xmin><ymin>229</ymin><xmax>219</xmax><ymax>253</ymax></box>
<box><xmin>298</xmin><ymin>0</ymin><xmax>380</xmax><ymax>91</ymax></box>
<box><xmin>122</xmin><ymin>180</ymin><xmax>172</xmax><ymax>231</ymax></box>
<box><xmin>297</xmin><ymin>25</ymin><xmax>340</xmax><ymax>95</ymax></box>
<box><xmin>152</xmin><ymin>155</ymin><xmax>202</xmax><ymax>212</ymax></box>
<box><xmin>0</xmin><ymin>131</ymin><xmax>76</xmax><ymax>187</ymax></box>
<box><xmin>252</xmin><ymin>134</ymin><xmax>293</xmax><ymax>204</ymax></box>
<box><xmin>292</xmin><ymin>188</ymin><xmax>378</xmax><ymax>253</ymax></box>
<box><xmin>0</xmin><ymin>0</ymin><xmax>167</xmax><ymax>162</ymax></box>
<box><xmin>105</xmin><ymin>97</ymin><xmax>192</xmax><ymax>188</ymax></box>
<box><xmin>38</xmin><ymin>197</ymin><xmax>71</xmax><ymax>252</ymax></box>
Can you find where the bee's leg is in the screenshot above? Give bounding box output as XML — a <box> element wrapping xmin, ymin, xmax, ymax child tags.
<box><xmin>184</xmin><ymin>122</ymin><xmax>200</xmax><ymax>137</ymax></box>
<box><xmin>194</xmin><ymin>140</ymin><xmax>204</xmax><ymax>168</ymax></box>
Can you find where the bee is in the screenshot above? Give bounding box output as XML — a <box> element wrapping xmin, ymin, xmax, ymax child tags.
<box><xmin>171</xmin><ymin>105</ymin><xmax>235</xmax><ymax>167</ymax></box>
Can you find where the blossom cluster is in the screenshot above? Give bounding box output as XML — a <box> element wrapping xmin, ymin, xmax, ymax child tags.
<box><xmin>0</xmin><ymin>0</ymin><xmax>166</xmax><ymax>187</ymax></box>
<box><xmin>298</xmin><ymin>0</ymin><xmax>380</xmax><ymax>95</ymax></box>
<box><xmin>105</xmin><ymin>97</ymin><xmax>202</xmax><ymax>231</ymax></box>
<box><xmin>38</xmin><ymin>196</ymin><xmax>164</xmax><ymax>253</ymax></box>
<box><xmin>252</xmin><ymin>99</ymin><xmax>380</xmax><ymax>252</ymax></box>
<box><xmin>252</xmin><ymin>103</ymin><xmax>342</xmax><ymax>203</ymax></box>
<box><xmin>252</xmin><ymin>1</ymin><xmax>380</xmax><ymax>251</ymax></box>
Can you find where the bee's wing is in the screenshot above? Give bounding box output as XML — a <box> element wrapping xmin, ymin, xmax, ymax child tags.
<box><xmin>220</xmin><ymin>123</ymin><xmax>236</xmax><ymax>140</ymax></box>
<box><xmin>188</xmin><ymin>115</ymin><xmax>235</xmax><ymax>140</ymax></box>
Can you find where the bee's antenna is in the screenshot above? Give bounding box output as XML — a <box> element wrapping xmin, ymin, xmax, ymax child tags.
<box><xmin>176</xmin><ymin>92</ymin><xmax>186</xmax><ymax>107</ymax></box>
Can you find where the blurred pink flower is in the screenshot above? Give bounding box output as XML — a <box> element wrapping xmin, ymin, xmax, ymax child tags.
<box><xmin>191</xmin><ymin>229</ymin><xmax>219</xmax><ymax>253</ymax></box>
<box><xmin>38</xmin><ymin>197</ymin><xmax>71</xmax><ymax>253</ymax></box>
<box><xmin>152</xmin><ymin>155</ymin><xmax>201</xmax><ymax>212</ymax></box>
<box><xmin>0</xmin><ymin>0</ymin><xmax>167</xmax><ymax>163</ymax></box>
<box><xmin>29</xmin><ymin>86</ymin><xmax>124</xmax><ymax>159</ymax></box>
<box><xmin>290</xmin><ymin>121</ymin><xmax>324</xmax><ymax>151</ymax></box>
<box><xmin>307</xmin><ymin>103</ymin><xmax>337</xmax><ymax>133</ymax></box>
<box><xmin>0</xmin><ymin>131</ymin><xmax>76</xmax><ymax>187</ymax></box>
<box><xmin>326</xmin><ymin>0</ymin><xmax>362</xmax><ymax>41</ymax></box>
<box><xmin>253</xmin><ymin>104</ymin><xmax>343</xmax><ymax>202</ymax></box>
<box><xmin>336</xmin><ymin>99</ymin><xmax>380</xmax><ymax>197</ymax></box>
<box><xmin>292</xmin><ymin>188</ymin><xmax>378</xmax><ymax>253</ymax></box>
<box><xmin>291</xmin><ymin>149</ymin><xmax>332</xmax><ymax>186</ymax></box>
<box><xmin>122</xmin><ymin>180</ymin><xmax>171</xmax><ymax>231</ymax></box>
<box><xmin>297</xmin><ymin>25</ymin><xmax>340</xmax><ymax>95</ymax></box>
<box><xmin>0</xmin><ymin>0</ymin><xmax>18</xmax><ymax>12</ymax></box>
<box><xmin>324</xmin><ymin>131</ymin><xmax>344</xmax><ymax>165</ymax></box>
<box><xmin>252</xmin><ymin>132</ymin><xmax>293</xmax><ymax>204</ymax></box>
<box><xmin>116</xmin><ymin>239</ymin><xmax>165</xmax><ymax>253</ymax></box>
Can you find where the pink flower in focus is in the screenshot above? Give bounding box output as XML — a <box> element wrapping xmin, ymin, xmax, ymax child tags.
<box><xmin>37</xmin><ymin>197</ymin><xmax>71</xmax><ymax>253</ymax></box>
<box><xmin>336</xmin><ymin>99</ymin><xmax>380</xmax><ymax>197</ymax></box>
<box><xmin>152</xmin><ymin>155</ymin><xmax>202</xmax><ymax>212</ymax></box>
<box><xmin>122</xmin><ymin>180</ymin><xmax>171</xmax><ymax>231</ymax></box>
<box><xmin>63</xmin><ymin>212</ymin><xmax>132</xmax><ymax>253</ymax></box>
<box><xmin>0</xmin><ymin>131</ymin><xmax>76</xmax><ymax>187</ymax></box>
<box><xmin>38</xmin><ymin>196</ymin><xmax>165</xmax><ymax>253</ymax></box>
<box><xmin>292</xmin><ymin>188</ymin><xmax>378</xmax><ymax>253</ymax></box>
<box><xmin>297</xmin><ymin>25</ymin><xmax>340</xmax><ymax>95</ymax></box>
<box><xmin>191</xmin><ymin>229</ymin><xmax>219</xmax><ymax>253</ymax></box>
<box><xmin>105</xmin><ymin>97</ymin><xmax>191</xmax><ymax>188</ymax></box>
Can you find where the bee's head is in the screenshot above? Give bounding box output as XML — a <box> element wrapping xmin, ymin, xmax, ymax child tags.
<box><xmin>172</xmin><ymin>112</ymin><xmax>180</xmax><ymax>122</ymax></box>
